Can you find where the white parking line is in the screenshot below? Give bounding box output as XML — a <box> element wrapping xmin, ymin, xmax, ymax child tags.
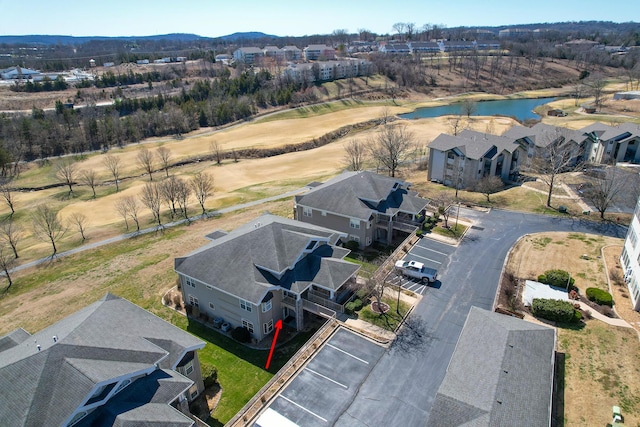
<box><xmin>326</xmin><ymin>343</ymin><xmax>370</xmax><ymax>364</ymax></box>
<box><xmin>409</xmin><ymin>253</ymin><xmax>442</xmax><ymax>264</ymax></box>
<box><xmin>416</xmin><ymin>246</ymin><xmax>450</xmax><ymax>256</ymax></box>
<box><xmin>279</xmin><ymin>395</ymin><xmax>328</xmax><ymax>423</ymax></box>
<box><xmin>305</xmin><ymin>367</ymin><xmax>348</xmax><ymax>389</ymax></box>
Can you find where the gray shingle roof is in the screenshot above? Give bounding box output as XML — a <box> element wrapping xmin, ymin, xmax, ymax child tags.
<box><xmin>295</xmin><ymin>171</ymin><xmax>428</xmax><ymax>220</ymax></box>
<box><xmin>0</xmin><ymin>294</ymin><xmax>205</xmax><ymax>427</ymax></box>
<box><xmin>427</xmin><ymin>307</ymin><xmax>556</xmax><ymax>427</ymax></box>
<box><xmin>430</xmin><ymin>131</ymin><xmax>517</xmax><ymax>160</ymax></box>
<box><xmin>175</xmin><ymin>214</ymin><xmax>359</xmax><ymax>303</ymax></box>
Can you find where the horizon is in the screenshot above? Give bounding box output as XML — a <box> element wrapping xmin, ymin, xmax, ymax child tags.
<box><xmin>0</xmin><ymin>0</ymin><xmax>638</xmax><ymax>39</ymax></box>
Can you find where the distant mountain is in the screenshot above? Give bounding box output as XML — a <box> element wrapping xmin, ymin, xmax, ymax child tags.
<box><xmin>0</xmin><ymin>33</ymin><xmax>214</xmax><ymax>45</ymax></box>
<box><xmin>217</xmin><ymin>32</ymin><xmax>279</xmax><ymax>41</ymax></box>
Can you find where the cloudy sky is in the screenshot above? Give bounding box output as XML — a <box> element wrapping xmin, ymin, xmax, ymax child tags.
<box><xmin>0</xmin><ymin>0</ymin><xmax>637</xmax><ymax>37</ymax></box>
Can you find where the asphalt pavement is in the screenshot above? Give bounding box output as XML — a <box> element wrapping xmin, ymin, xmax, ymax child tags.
<box><xmin>333</xmin><ymin>208</ymin><xmax>627</xmax><ymax>427</ymax></box>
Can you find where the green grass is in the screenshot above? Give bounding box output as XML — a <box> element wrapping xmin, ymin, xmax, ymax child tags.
<box><xmin>357</xmin><ymin>296</ymin><xmax>411</xmax><ymax>331</ymax></box>
<box><xmin>432</xmin><ymin>223</ymin><xmax>467</xmax><ymax>239</ymax></box>
<box><xmin>344</xmin><ymin>255</ymin><xmax>379</xmax><ymax>278</ymax></box>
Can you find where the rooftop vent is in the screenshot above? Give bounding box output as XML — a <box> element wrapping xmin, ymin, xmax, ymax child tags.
<box><xmin>36</xmin><ymin>345</ymin><xmax>41</xmax><ymax>352</ymax></box>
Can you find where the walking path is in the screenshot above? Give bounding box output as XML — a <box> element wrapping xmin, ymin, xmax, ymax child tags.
<box><xmin>9</xmin><ymin>187</ymin><xmax>309</xmax><ymax>274</ymax></box>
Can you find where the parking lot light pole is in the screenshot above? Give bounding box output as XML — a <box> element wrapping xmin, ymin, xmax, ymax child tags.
<box><xmin>397</xmin><ymin>281</ymin><xmax>401</xmax><ymax>315</ymax></box>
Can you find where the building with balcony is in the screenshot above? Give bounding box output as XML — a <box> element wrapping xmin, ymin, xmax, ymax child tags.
<box><xmin>294</xmin><ymin>171</ymin><xmax>429</xmax><ymax>248</ymax></box>
<box><xmin>621</xmin><ymin>196</ymin><xmax>640</xmax><ymax>310</ymax></box>
<box><xmin>174</xmin><ymin>215</ymin><xmax>360</xmax><ymax>341</ymax></box>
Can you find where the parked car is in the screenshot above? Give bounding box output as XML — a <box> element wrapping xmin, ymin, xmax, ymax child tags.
<box><xmin>395</xmin><ymin>259</ymin><xmax>438</xmax><ymax>283</ymax></box>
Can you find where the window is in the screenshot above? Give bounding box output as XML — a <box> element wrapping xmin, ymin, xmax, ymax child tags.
<box><xmin>321</xmin><ymin>210</ymin><xmax>327</xmax><ymax>216</ymax></box>
<box><xmin>185</xmin><ymin>277</ymin><xmax>196</xmax><ymax>288</ymax></box>
<box><xmin>240</xmin><ymin>299</ymin><xmax>252</xmax><ymax>312</ymax></box>
<box><xmin>185</xmin><ymin>361</ymin><xmax>194</xmax><ymax>376</ymax></box>
<box><xmin>630</xmin><ymin>229</ymin><xmax>638</xmax><ymax>249</ymax></box>
<box><xmin>262</xmin><ymin>300</ymin><xmax>272</xmax><ymax>312</ymax></box>
<box><xmin>188</xmin><ymin>295</ymin><xmax>198</xmax><ymax>307</ymax></box>
<box><xmin>264</xmin><ymin>319</ymin><xmax>274</xmax><ymax>335</ymax></box>
<box><xmin>209</xmin><ymin>302</ymin><xmax>215</xmax><ymax>310</ymax></box>
<box><xmin>242</xmin><ymin>319</ymin><xmax>254</xmax><ymax>333</ymax></box>
<box><xmin>350</xmin><ymin>218</ymin><xmax>360</xmax><ymax>229</ymax></box>
<box><xmin>303</xmin><ymin>207</ymin><xmax>312</xmax><ymax>217</ymax></box>
<box><xmin>349</xmin><ymin>235</ymin><xmax>360</xmax><ymax>243</ymax></box>
<box><xmin>189</xmin><ymin>385</ymin><xmax>198</xmax><ymax>400</ymax></box>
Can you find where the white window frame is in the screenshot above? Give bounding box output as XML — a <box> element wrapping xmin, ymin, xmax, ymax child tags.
<box><xmin>262</xmin><ymin>300</ymin><xmax>272</xmax><ymax>312</ymax></box>
<box><xmin>185</xmin><ymin>361</ymin><xmax>194</xmax><ymax>376</ymax></box>
<box><xmin>303</xmin><ymin>207</ymin><xmax>312</xmax><ymax>217</ymax></box>
<box><xmin>188</xmin><ymin>295</ymin><xmax>198</xmax><ymax>307</ymax></box>
<box><xmin>350</xmin><ymin>218</ymin><xmax>360</xmax><ymax>229</ymax></box>
<box><xmin>240</xmin><ymin>299</ymin><xmax>252</xmax><ymax>312</ymax></box>
<box><xmin>264</xmin><ymin>319</ymin><xmax>274</xmax><ymax>335</ymax></box>
<box><xmin>185</xmin><ymin>277</ymin><xmax>196</xmax><ymax>288</ymax></box>
<box><xmin>242</xmin><ymin>319</ymin><xmax>254</xmax><ymax>333</ymax></box>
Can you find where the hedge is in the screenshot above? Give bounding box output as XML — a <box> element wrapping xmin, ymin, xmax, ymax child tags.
<box><xmin>586</xmin><ymin>287</ymin><xmax>613</xmax><ymax>306</ymax></box>
<box><xmin>537</xmin><ymin>269</ymin><xmax>575</xmax><ymax>288</ymax></box>
<box><xmin>531</xmin><ymin>298</ymin><xmax>579</xmax><ymax>323</ymax></box>
<box><xmin>344</xmin><ymin>240</ymin><xmax>359</xmax><ymax>251</ymax></box>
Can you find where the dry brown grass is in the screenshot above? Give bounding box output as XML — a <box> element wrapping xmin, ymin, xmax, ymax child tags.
<box><xmin>506</xmin><ymin>232</ymin><xmax>640</xmax><ymax>426</ymax></box>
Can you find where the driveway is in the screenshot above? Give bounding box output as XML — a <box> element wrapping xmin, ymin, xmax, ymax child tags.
<box><xmin>331</xmin><ymin>208</ymin><xmax>627</xmax><ymax>426</ymax></box>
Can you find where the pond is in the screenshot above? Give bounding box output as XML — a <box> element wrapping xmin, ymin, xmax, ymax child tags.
<box><xmin>399</xmin><ymin>97</ymin><xmax>556</xmax><ymax>122</ymax></box>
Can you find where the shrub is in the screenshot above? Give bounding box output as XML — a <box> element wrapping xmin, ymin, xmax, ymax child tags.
<box><xmin>200</xmin><ymin>363</ymin><xmax>218</xmax><ymax>388</ymax></box>
<box><xmin>531</xmin><ymin>298</ymin><xmax>579</xmax><ymax>323</ymax></box>
<box><xmin>353</xmin><ymin>298</ymin><xmax>364</xmax><ymax>311</ymax></box>
<box><xmin>231</xmin><ymin>326</ymin><xmax>252</xmax><ymax>343</ymax></box>
<box><xmin>344</xmin><ymin>240</ymin><xmax>359</xmax><ymax>251</ymax></box>
<box><xmin>586</xmin><ymin>287</ymin><xmax>613</xmax><ymax>306</ymax></box>
<box><xmin>345</xmin><ymin>301</ymin><xmax>356</xmax><ymax>313</ymax></box>
<box><xmin>416</xmin><ymin>229</ymin><xmax>423</xmax><ymax>237</ymax></box>
<box><xmin>172</xmin><ymin>293</ymin><xmax>182</xmax><ymax>308</ymax></box>
<box><xmin>356</xmin><ymin>287</ymin><xmax>370</xmax><ymax>300</ymax></box>
<box><xmin>537</xmin><ymin>269</ymin><xmax>575</xmax><ymax>288</ymax></box>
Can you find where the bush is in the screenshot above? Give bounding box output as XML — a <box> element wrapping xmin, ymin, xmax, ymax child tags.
<box><xmin>200</xmin><ymin>363</ymin><xmax>218</xmax><ymax>388</ymax></box>
<box><xmin>344</xmin><ymin>240</ymin><xmax>359</xmax><ymax>251</ymax></box>
<box><xmin>537</xmin><ymin>269</ymin><xmax>575</xmax><ymax>288</ymax></box>
<box><xmin>416</xmin><ymin>229</ymin><xmax>423</xmax><ymax>237</ymax></box>
<box><xmin>531</xmin><ymin>298</ymin><xmax>579</xmax><ymax>323</ymax></box>
<box><xmin>231</xmin><ymin>326</ymin><xmax>252</xmax><ymax>343</ymax></box>
<box><xmin>345</xmin><ymin>301</ymin><xmax>356</xmax><ymax>313</ymax></box>
<box><xmin>172</xmin><ymin>293</ymin><xmax>182</xmax><ymax>308</ymax></box>
<box><xmin>586</xmin><ymin>287</ymin><xmax>613</xmax><ymax>306</ymax></box>
<box><xmin>353</xmin><ymin>298</ymin><xmax>364</xmax><ymax>311</ymax></box>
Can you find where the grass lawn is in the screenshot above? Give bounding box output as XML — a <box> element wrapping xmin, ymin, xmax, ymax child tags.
<box><xmin>357</xmin><ymin>296</ymin><xmax>411</xmax><ymax>331</ymax></box>
<box><xmin>431</xmin><ymin>223</ymin><xmax>467</xmax><ymax>239</ymax></box>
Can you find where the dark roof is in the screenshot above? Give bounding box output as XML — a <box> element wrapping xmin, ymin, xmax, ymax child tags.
<box><xmin>427</xmin><ymin>307</ymin><xmax>556</xmax><ymax>427</ymax></box>
<box><xmin>175</xmin><ymin>214</ymin><xmax>359</xmax><ymax>302</ymax></box>
<box><xmin>0</xmin><ymin>294</ymin><xmax>205</xmax><ymax>427</ymax></box>
<box><xmin>430</xmin><ymin>131</ymin><xmax>517</xmax><ymax>160</ymax></box>
<box><xmin>296</xmin><ymin>171</ymin><xmax>429</xmax><ymax>220</ymax></box>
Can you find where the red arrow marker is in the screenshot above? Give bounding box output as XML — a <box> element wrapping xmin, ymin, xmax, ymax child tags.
<box><xmin>265</xmin><ymin>319</ymin><xmax>283</xmax><ymax>370</ymax></box>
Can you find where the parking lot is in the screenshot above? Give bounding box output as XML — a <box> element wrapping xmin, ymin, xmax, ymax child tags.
<box><xmin>387</xmin><ymin>237</ymin><xmax>456</xmax><ymax>295</ymax></box>
<box><xmin>254</xmin><ymin>328</ymin><xmax>386</xmax><ymax>427</ymax></box>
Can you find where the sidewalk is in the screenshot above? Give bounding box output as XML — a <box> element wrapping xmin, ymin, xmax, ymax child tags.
<box><xmin>575</xmin><ymin>301</ymin><xmax>633</xmax><ymax>328</ymax></box>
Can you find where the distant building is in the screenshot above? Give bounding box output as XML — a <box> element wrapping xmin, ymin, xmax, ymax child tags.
<box><xmin>136</xmin><ymin>59</ymin><xmax>150</xmax><ymax>65</ymax></box>
<box><xmin>233</xmin><ymin>47</ymin><xmax>264</xmax><ymax>65</ymax></box>
<box><xmin>0</xmin><ymin>66</ymin><xmax>41</xmax><ymax>80</ymax></box>
<box><xmin>282</xmin><ymin>45</ymin><xmax>302</xmax><ymax>61</ymax></box>
<box><xmin>621</xmin><ymin>196</ymin><xmax>640</xmax><ymax>310</ymax></box>
<box><xmin>303</xmin><ymin>44</ymin><xmax>335</xmax><ymax>61</ymax></box>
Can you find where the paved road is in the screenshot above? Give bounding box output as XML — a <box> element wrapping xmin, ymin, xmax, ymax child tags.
<box><xmin>334</xmin><ymin>208</ymin><xmax>627</xmax><ymax>426</ymax></box>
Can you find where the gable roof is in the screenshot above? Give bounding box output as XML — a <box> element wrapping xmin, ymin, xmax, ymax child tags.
<box><xmin>427</xmin><ymin>307</ymin><xmax>555</xmax><ymax>427</ymax></box>
<box><xmin>430</xmin><ymin>131</ymin><xmax>517</xmax><ymax>160</ymax></box>
<box><xmin>295</xmin><ymin>171</ymin><xmax>429</xmax><ymax>220</ymax></box>
<box><xmin>0</xmin><ymin>294</ymin><xmax>204</xmax><ymax>427</ymax></box>
<box><xmin>175</xmin><ymin>214</ymin><xmax>359</xmax><ymax>302</ymax></box>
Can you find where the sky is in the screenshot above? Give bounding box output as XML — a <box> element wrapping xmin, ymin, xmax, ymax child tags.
<box><xmin>0</xmin><ymin>0</ymin><xmax>638</xmax><ymax>38</ymax></box>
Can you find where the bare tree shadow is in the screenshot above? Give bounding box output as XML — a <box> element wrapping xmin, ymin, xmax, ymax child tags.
<box><xmin>389</xmin><ymin>314</ymin><xmax>434</xmax><ymax>356</ymax></box>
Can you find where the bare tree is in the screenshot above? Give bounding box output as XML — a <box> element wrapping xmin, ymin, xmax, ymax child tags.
<box><xmin>80</xmin><ymin>169</ymin><xmax>98</xmax><ymax>198</ymax></box>
<box><xmin>103</xmin><ymin>154</ymin><xmax>121</xmax><ymax>192</ymax></box>
<box><xmin>0</xmin><ymin>245</ymin><xmax>16</xmax><ymax>294</ymax></box>
<box><xmin>583</xmin><ymin>167</ymin><xmax>629</xmax><ymax>219</ymax></box>
<box><xmin>0</xmin><ymin>219</ymin><xmax>22</xmax><ymax>258</ymax></box>
<box><xmin>175</xmin><ymin>177</ymin><xmax>192</xmax><ymax>222</ymax></box>
<box><xmin>586</xmin><ymin>74</ymin><xmax>607</xmax><ymax>111</ymax></box>
<box><xmin>115</xmin><ymin>198</ymin><xmax>130</xmax><ymax>231</ymax></box>
<box><xmin>140</xmin><ymin>182</ymin><xmax>163</xmax><ymax>228</ymax></box>
<box><xmin>32</xmin><ymin>204</ymin><xmax>67</xmax><ymax>256</ymax></box>
<box><xmin>432</xmin><ymin>192</ymin><xmax>455</xmax><ymax>228</ymax></box>
<box><xmin>68</xmin><ymin>212</ymin><xmax>88</xmax><ymax>241</ymax></box>
<box><xmin>124</xmin><ymin>196</ymin><xmax>141</xmax><ymax>231</ymax></box>
<box><xmin>191</xmin><ymin>172</ymin><xmax>214</xmax><ymax>215</ymax></box>
<box><xmin>343</xmin><ymin>139</ymin><xmax>367</xmax><ymax>171</ymax></box>
<box><xmin>461</xmin><ymin>99</ymin><xmax>477</xmax><ymax>118</ymax></box>
<box><xmin>55</xmin><ymin>160</ymin><xmax>77</xmax><ymax>194</ymax></box>
<box><xmin>526</xmin><ymin>130</ymin><xmax>578</xmax><ymax>207</ymax></box>
<box><xmin>368</xmin><ymin>123</ymin><xmax>416</xmax><ymax>177</ymax></box>
<box><xmin>472</xmin><ymin>176</ymin><xmax>505</xmax><ymax>202</ymax></box>
<box><xmin>0</xmin><ymin>185</ymin><xmax>15</xmax><ymax>216</ymax></box>
<box><xmin>160</xmin><ymin>175</ymin><xmax>180</xmax><ymax>217</ymax></box>
<box><xmin>137</xmin><ymin>147</ymin><xmax>155</xmax><ymax>181</ymax></box>
<box><xmin>210</xmin><ymin>141</ymin><xmax>223</xmax><ymax>165</ymax></box>
<box><xmin>448</xmin><ymin>116</ymin><xmax>464</xmax><ymax>136</ymax></box>
<box><xmin>156</xmin><ymin>146</ymin><xmax>173</xmax><ymax>177</ymax></box>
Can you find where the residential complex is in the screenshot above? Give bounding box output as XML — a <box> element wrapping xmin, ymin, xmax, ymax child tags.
<box><xmin>0</xmin><ymin>294</ymin><xmax>206</xmax><ymax>427</ymax></box>
<box><xmin>175</xmin><ymin>214</ymin><xmax>360</xmax><ymax>341</ymax></box>
<box><xmin>621</xmin><ymin>196</ymin><xmax>640</xmax><ymax>310</ymax></box>
<box><xmin>294</xmin><ymin>171</ymin><xmax>430</xmax><ymax>248</ymax></box>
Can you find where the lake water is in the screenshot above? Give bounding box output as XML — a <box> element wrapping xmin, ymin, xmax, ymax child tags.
<box><xmin>399</xmin><ymin>97</ymin><xmax>556</xmax><ymax>122</ymax></box>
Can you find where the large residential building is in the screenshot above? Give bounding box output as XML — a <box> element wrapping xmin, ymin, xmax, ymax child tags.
<box><xmin>303</xmin><ymin>44</ymin><xmax>336</xmax><ymax>61</ymax></box>
<box><xmin>294</xmin><ymin>171</ymin><xmax>429</xmax><ymax>247</ymax></box>
<box><xmin>174</xmin><ymin>215</ymin><xmax>360</xmax><ymax>341</ymax></box>
<box><xmin>232</xmin><ymin>47</ymin><xmax>264</xmax><ymax>65</ymax></box>
<box><xmin>0</xmin><ymin>294</ymin><xmax>206</xmax><ymax>427</ymax></box>
<box><xmin>621</xmin><ymin>196</ymin><xmax>640</xmax><ymax>310</ymax></box>
<box><xmin>569</xmin><ymin>122</ymin><xmax>640</xmax><ymax>164</ymax></box>
<box><xmin>427</xmin><ymin>306</ymin><xmax>556</xmax><ymax>427</ymax></box>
